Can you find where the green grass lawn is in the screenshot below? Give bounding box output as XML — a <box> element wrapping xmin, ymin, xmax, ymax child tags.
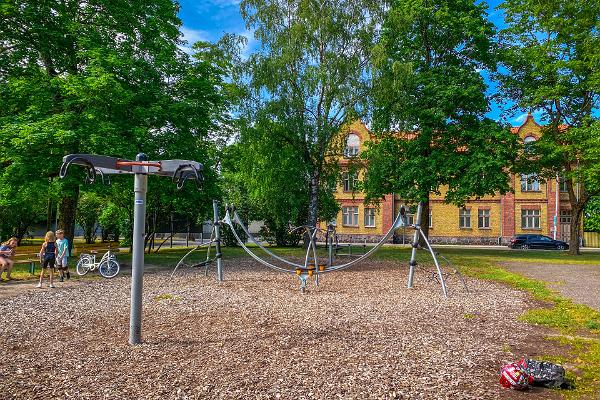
<box><xmin>3</xmin><ymin>244</ymin><xmax>599</xmax><ymax>396</ymax></box>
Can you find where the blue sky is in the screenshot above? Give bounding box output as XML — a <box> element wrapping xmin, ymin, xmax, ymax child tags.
<box><xmin>177</xmin><ymin>0</ymin><xmax>532</xmax><ymax>126</ymax></box>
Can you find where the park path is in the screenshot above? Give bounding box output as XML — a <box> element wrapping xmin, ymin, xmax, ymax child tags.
<box><xmin>502</xmin><ymin>262</ymin><xmax>600</xmax><ymax>311</ymax></box>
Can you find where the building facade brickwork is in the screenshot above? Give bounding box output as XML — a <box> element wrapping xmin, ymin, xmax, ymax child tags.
<box><xmin>324</xmin><ymin>116</ymin><xmax>573</xmax><ymax>245</ymax></box>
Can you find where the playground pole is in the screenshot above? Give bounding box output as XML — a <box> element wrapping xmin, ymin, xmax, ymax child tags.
<box><xmin>129</xmin><ymin>153</ymin><xmax>148</xmax><ymax>345</ymax></box>
<box><xmin>407</xmin><ymin>202</ymin><xmax>422</xmax><ymax>289</ymax></box>
<box><xmin>213</xmin><ymin>200</ymin><xmax>224</xmax><ymax>282</ymax></box>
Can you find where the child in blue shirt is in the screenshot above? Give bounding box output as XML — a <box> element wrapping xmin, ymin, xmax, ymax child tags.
<box><xmin>56</xmin><ymin>230</ymin><xmax>70</xmax><ymax>282</ymax></box>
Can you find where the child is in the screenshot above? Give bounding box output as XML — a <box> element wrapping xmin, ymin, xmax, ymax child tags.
<box><xmin>0</xmin><ymin>237</ymin><xmax>18</xmax><ymax>280</ymax></box>
<box><xmin>55</xmin><ymin>230</ymin><xmax>70</xmax><ymax>282</ymax></box>
<box><xmin>37</xmin><ymin>231</ymin><xmax>57</xmax><ymax>288</ymax></box>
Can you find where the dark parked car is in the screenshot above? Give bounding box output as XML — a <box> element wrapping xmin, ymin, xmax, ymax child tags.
<box><xmin>509</xmin><ymin>234</ymin><xmax>569</xmax><ymax>250</ymax></box>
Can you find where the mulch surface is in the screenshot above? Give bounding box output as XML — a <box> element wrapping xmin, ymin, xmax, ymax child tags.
<box><xmin>0</xmin><ymin>259</ymin><xmax>562</xmax><ymax>399</ymax></box>
<box><xmin>502</xmin><ymin>261</ymin><xmax>600</xmax><ymax>311</ymax></box>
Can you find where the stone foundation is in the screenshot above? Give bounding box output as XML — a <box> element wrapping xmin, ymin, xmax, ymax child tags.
<box><xmin>334</xmin><ymin>233</ymin><xmax>511</xmax><ymax>246</ymax></box>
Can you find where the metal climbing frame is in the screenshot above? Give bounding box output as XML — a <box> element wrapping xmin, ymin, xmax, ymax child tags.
<box><xmin>222</xmin><ymin>202</ymin><xmax>449</xmax><ymax>297</ymax></box>
<box><xmin>170</xmin><ymin>200</ymin><xmax>224</xmax><ymax>280</ymax></box>
<box><xmin>60</xmin><ymin>153</ymin><xmax>204</xmax><ymax>345</ymax></box>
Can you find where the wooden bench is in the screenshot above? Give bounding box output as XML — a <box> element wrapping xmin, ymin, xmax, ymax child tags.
<box><xmin>12</xmin><ymin>253</ymin><xmax>41</xmax><ymax>275</ymax></box>
<box><xmin>9</xmin><ymin>242</ymin><xmax>121</xmax><ymax>275</ymax></box>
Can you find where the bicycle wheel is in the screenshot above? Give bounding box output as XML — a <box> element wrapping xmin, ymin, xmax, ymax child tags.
<box><xmin>99</xmin><ymin>259</ymin><xmax>120</xmax><ymax>278</ymax></box>
<box><xmin>76</xmin><ymin>255</ymin><xmax>92</xmax><ymax>276</ymax></box>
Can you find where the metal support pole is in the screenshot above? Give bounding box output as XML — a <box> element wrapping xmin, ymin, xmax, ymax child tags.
<box><xmin>327</xmin><ymin>227</ymin><xmax>334</xmax><ymax>268</ymax></box>
<box><xmin>170</xmin><ymin>213</ymin><xmax>174</xmax><ymax>248</ymax></box>
<box><xmin>418</xmin><ymin>229</ymin><xmax>448</xmax><ymax>298</ymax></box>
<box><xmin>213</xmin><ymin>200</ymin><xmax>223</xmax><ymax>282</ymax></box>
<box><xmin>407</xmin><ymin>202</ymin><xmax>422</xmax><ymax>289</ymax></box>
<box><xmin>129</xmin><ymin>153</ymin><xmax>148</xmax><ymax>345</ymax></box>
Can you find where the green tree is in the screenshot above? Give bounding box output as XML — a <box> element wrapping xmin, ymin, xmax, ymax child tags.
<box><xmin>237</xmin><ymin>0</ymin><xmax>383</xmax><ymax>244</ymax></box>
<box><xmin>0</xmin><ymin>1</ymin><xmax>233</xmax><ymax>243</ymax></box>
<box><xmin>76</xmin><ymin>192</ymin><xmax>102</xmax><ymax>244</ymax></box>
<box><xmin>584</xmin><ymin>196</ymin><xmax>600</xmax><ymax>234</ymax></box>
<box><xmin>0</xmin><ymin>183</ymin><xmax>47</xmax><ymax>242</ymax></box>
<box><xmin>363</xmin><ymin>0</ymin><xmax>518</xmax><ymax>239</ymax></box>
<box><xmin>497</xmin><ymin>0</ymin><xmax>600</xmax><ymax>254</ymax></box>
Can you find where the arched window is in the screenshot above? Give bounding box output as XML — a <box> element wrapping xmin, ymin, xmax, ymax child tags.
<box><xmin>344</xmin><ymin>133</ymin><xmax>360</xmax><ymax>157</ymax></box>
<box><xmin>523</xmin><ymin>135</ymin><xmax>536</xmax><ymax>153</ymax></box>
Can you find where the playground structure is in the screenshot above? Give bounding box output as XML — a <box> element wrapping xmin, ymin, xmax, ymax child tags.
<box><xmin>60</xmin><ymin>153</ymin><xmax>203</xmax><ymax>345</ymax></box>
<box><xmin>175</xmin><ymin>201</ymin><xmax>465</xmax><ymax>297</ymax></box>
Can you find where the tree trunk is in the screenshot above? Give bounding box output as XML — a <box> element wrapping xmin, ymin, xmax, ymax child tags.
<box><xmin>305</xmin><ymin>169</ymin><xmax>320</xmax><ymax>248</ymax></box>
<box><xmin>419</xmin><ymin>198</ymin><xmax>430</xmax><ymax>247</ymax></box>
<box><xmin>569</xmin><ymin>205</ymin><xmax>583</xmax><ymax>255</ymax></box>
<box><xmin>45</xmin><ymin>198</ymin><xmax>54</xmax><ymax>232</ymax></box>
<box><xmin>58</xmin><ymin>185</ymin><xmax>79</xmax><ymax>250</ymax></box>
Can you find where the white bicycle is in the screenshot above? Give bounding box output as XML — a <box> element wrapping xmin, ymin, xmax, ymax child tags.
<box><xmin>76</xmin><ymin>245</ymin><xmax>120</xmax><ymax>278</ymax></box>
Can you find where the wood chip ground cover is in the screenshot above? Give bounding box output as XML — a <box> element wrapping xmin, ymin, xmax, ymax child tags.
<box><xmin>0</xmin><ymin>260</ymin><xmax>559</xmax><ymax>399</ymax></box>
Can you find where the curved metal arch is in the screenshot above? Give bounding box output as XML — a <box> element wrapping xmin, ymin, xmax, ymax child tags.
<box><xmin>223</xmin><ymin>207</ymin><xmax>407</xmax><ymax>275</ymax></box>
<box><xmin>170</xmin><ymin>236</ymin><xmax>216</xmax><ymax>279</ymax></box>
<box><xmin>223</xmin><ymin>210</ymin><xmax>298</xmax><ymax>274</ymax></box>
<box><xmin>229</xmin><ymin>210</ymin><xmax>304</xmax><ymax>269</ymax></box>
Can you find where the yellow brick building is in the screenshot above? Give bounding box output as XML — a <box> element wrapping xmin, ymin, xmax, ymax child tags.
<box><xmin>325</xmin><ymin>115</ymin><xmax>572</xmax><ymax>245</ymax></box>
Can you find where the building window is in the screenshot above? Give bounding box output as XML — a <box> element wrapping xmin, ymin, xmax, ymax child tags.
<box><xmin>429</xmin><ymin>209</ymin><xmax>433</xmax><ymax>229</ymax></box>
<box><xmin>521</xmin><ymin>174</ymin><xmax>540</xmax><ymax>191</ymax></box>
<box><xmin>521</xmin><ymin>209</ymin><xmax>541</xmax><ymax>229</ymax></box>
<box><xmin>559</xmin><ymin>175</ymin><xmax>568</xmax><ymax>192</ymax></box>
<box><xmin>342</xmin><ymin>171</ymin><xmax>358</xmax><ymax>192</ymax></box>
<box><xmin>478</xmin><ymin>209</ymin><xmax>490</xmax><ymax>229</ymax></box>
<box><xmin>523</xmin><ymin>135</ymin><xmax>536</xmax><ymax>153</ymax></box>
<box><xmin>459</xmin><ymin>208</ymin><xmax>471</xmax><ymax>229</ymax></box>
<box><xmin>344</xmin><ymin>133</ymin><xmax>360</xmax><ymax>158</ymax></box>
<box><xmin>559</xmin><ymin>210</ymin><xmax>571</xmax><ymax>224</ymax></box>
<box><xmin>342</xmin><ymin>206</ymin><xmax>359</xmax><ymax>226</ymax></box>
<box><xmin>364</xmin><ymin>208</ymin><xmax>376</xmax><ymax>227</ymax></box>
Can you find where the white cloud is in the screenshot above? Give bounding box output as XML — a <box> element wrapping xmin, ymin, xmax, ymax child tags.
<box><xmin>512</xmin><ymin>112</ymin><xmax>529</xmax><ymax>124</ymax></box>
<box><xmin>179</xmin><ymin>26</ymin><xmax>212</xmax><ymax>54</ymax></box>
<box><xmin>195</xmin><ymin>0</ymin><xmax>241</xmax><ymax>14</ymax></box>
<box><xmin>239</xmin><ymin>30</ymin><xmax>258</xmax><ymax>59</ymax></box>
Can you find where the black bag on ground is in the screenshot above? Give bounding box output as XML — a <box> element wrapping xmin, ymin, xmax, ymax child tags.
<box><xmin>522</xmin><ymin>358</ymin><xmax>567</xmax><ymax>388</ymax></box>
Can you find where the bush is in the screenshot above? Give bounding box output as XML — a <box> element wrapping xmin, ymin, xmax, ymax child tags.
<box><xmin>221</xmin><ymin>222</ymin><xmax>248</xmax><ymax>247</ymax></box>
<box><xmin>258</xmin><ymin>221</ymin><xmax>302</xmax><ymax>247</ymax></box>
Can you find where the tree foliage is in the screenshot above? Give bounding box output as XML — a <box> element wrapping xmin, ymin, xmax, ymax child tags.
<box><xmin>497</xmin><ymin>0</ymin><xmax>600</xmax><ymax>254</ymax></box>
<box><xmin>76</xmin><ymin>192</ymin><xmax>102</xmax><ymax>244</ymax></box>
<box><xmin>363</xmin><ymin>0</ymin><xmax>518</xmax><ymax>237</ymax></box>
<box><xmin>0</xmin><ymin>0</ymin><xmax>233</xmax><ymax>241</ymax></box>
<box><xmin>584</xmin><ymin>196</ymin><xmax>600</xmax><ymax>233</ymax></box>
<box><xmin>235</xmin><ymin>0</ymin><xmax>383</xmax><ymax>244</ymax></box>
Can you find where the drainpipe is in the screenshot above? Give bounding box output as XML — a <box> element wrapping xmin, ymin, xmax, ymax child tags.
<box><xmin>500</xmin><ymin>195</ymin><xmax>504</xmax><ymax>245</ymax></box>
<box><xmin>554</xmin><ymin>174</ymin><xmax>559</xmax><ymax>240</ymax></box>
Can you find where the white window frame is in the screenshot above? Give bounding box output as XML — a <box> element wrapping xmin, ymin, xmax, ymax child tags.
<box><xmin>521</xmin><ymin>174</ymin><xmax>540</xmax><ymax>192</ymax></box>
<box><xmin>364</xmin><ymin>208</ymin><xmax>376</xmax><ymax>228</ymax></box>
<box><xmin>478</xmin><ymin>209</ymin><xmax>490</xmax><ymax>229</ymax></box>
<box><xmin>344</xmin><ymin>133</ymin><xmax>360</xmax><ymax>158</ymax></box>
<box><xmin>342</xmin><ymin>171</ymin><xmax>358</xmax><ymax>192</ymax></box>
<box><xmin>521</xmin><ymin>209</ymin><xmax>541</xmax><ymax>229</ymax></box>
<box><xmin>459</xmin><ymin>208</ymin><xmax>471</xmax><ymax>229</ymax></box>
<box><xmin>342</xmin><ymin>206</ymin><xmax>359</xmax><ymax>227</ymax></box>
<box><xmin>523</xmin><ymin>135</ymin><xmax>536</xmax><ymax>154</ymax></box>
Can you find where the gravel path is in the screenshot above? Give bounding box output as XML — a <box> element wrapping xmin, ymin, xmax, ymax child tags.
<box><xmin>502</xmin><ymin>262</ymin><xmax>600</xmax><ymax>311</ymax></box>
<box><xmin>0</xmin><ymin>259</ymin><xmax>559</xmax><ymax>399</ymax></box>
